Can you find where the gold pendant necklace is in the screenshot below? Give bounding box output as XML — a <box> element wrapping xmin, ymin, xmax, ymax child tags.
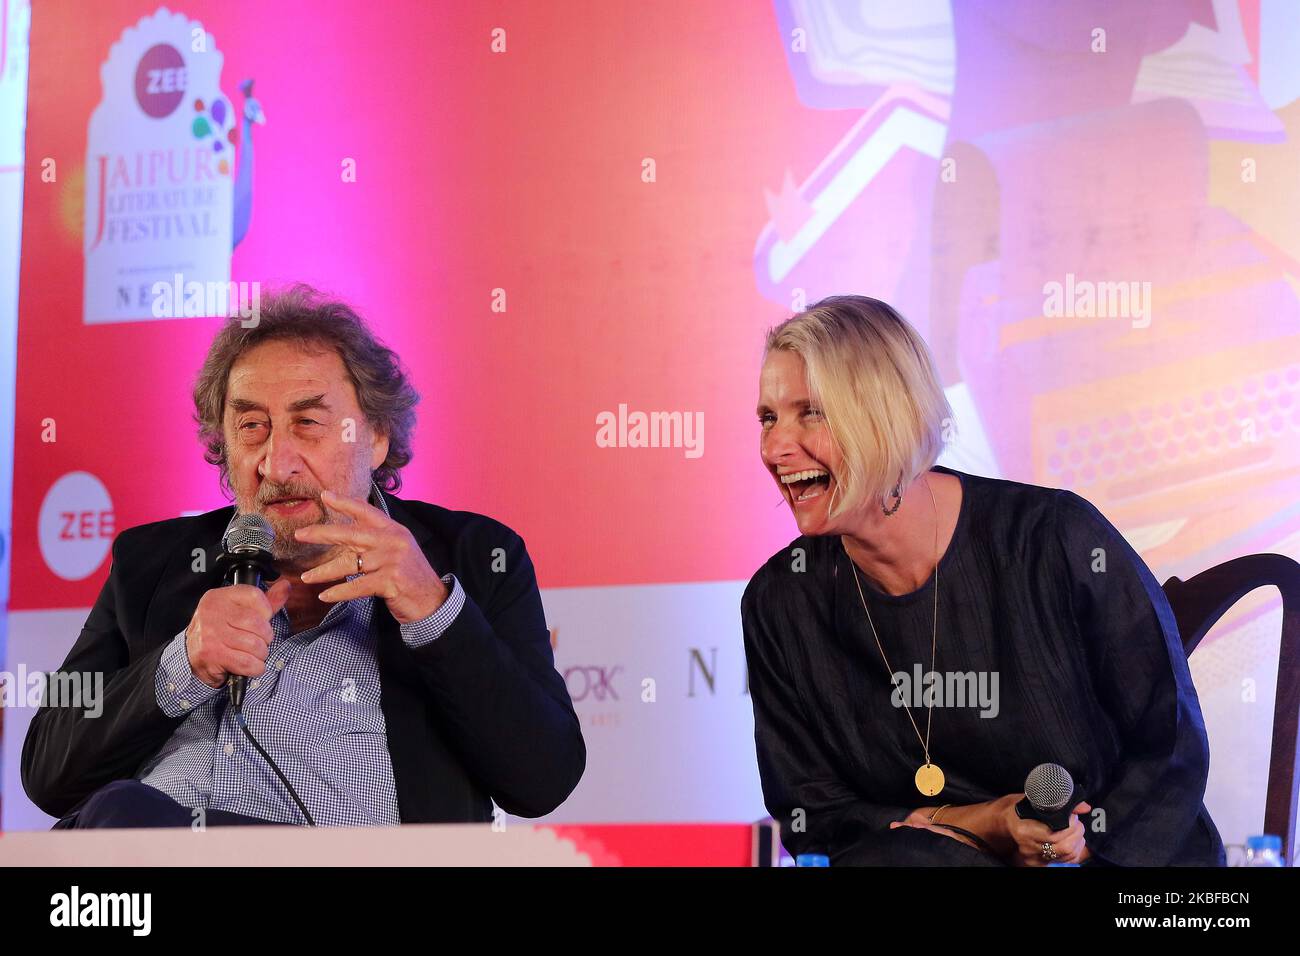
<box><xmin>845</xmin><ymin>474</ymin><xmax>943</xmax><ymax>797</ymax></box>
<box><xmin>915</xmin><ymin>762</ymin><xmax>945</xmax><ymax>797</ymax></box>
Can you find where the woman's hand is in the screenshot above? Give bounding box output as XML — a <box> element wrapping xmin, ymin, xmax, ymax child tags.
<box><xmin>894</xmin><ymin>807</ymin><xmax>943</xmax><ymax>828</ymax></box>
<box><xmin>1001</xmin><ymin>798</ymin><xmax>1092</xmax><ymax>866</ymax></box>
<box><xmin>889</xmin><ymin>798</ymin><xmax>1023</xmax><ymax>857</ymax></box>
<box><xmin>889</xmin><ymin>808</ymin><xmax>981</xmax><ymax>850</ymax></box>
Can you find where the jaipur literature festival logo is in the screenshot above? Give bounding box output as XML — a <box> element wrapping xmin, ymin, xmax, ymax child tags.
<box><xmin>83</xmin><ymin>7</ymin><xmax>239</xmax><ymax>324</ymax></box>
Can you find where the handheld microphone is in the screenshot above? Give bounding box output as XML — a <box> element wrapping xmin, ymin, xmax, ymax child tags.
<box><xmin>1015</xmin><ymin>762</ymin><xmax>1081</xmax><ymax>832</ymax></box>
<box><xmin>214</xmin><ymin>512</ymin><xmax>279</xmax><ymax>710</ymax></box>
<box><xmin>209</xmin><ymin>513</ymin><xmax>313</xmax><ymax>825</ymax></box>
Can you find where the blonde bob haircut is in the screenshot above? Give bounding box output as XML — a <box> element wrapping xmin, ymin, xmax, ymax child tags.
<box><xmin>764</xmin><ymin>295</ymin><xmax>952</xmax><ymax>520</ymax></box>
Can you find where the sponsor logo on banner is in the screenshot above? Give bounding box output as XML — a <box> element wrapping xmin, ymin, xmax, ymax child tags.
<box><xmin>39</xmin><ymin>472</ymin><xmax>114</xmax><ymax>581</ymax></box>
<box><xmin>687</xmin><ymin>646</ymin><xmax>748</xmax><ymax>697</ymax></box>
<box><xmin>564</xmin><ymin>664</ymin><xmax>623</xmax><ymax>728</ymax></box>
<box><xmin>83</xmin><ymin>7</ymin><xmax>236</xmax><ymax>323</ymax></box>
<box><xmin>563</xmin><ymin>665</ymin><xmax>622</xmax><ymax>703</ymax></box>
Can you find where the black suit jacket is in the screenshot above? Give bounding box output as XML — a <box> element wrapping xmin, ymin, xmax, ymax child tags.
<box><xmin>21</xmin><ymin>492</ymin><xmax>586</xmax><ymax>823</ymax></box>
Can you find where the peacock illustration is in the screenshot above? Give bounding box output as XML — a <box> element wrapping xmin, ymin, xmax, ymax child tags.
<box><xmin>232</xmin><ymin>78</ymin><xmax>266</xmax><ymax>249</ymax></box>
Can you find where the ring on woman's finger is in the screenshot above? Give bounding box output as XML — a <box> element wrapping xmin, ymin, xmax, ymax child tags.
<box><xmin>1040</xmin><ymin>841</ymin><xmax>1058</xmax><ymax>862</ymax></box>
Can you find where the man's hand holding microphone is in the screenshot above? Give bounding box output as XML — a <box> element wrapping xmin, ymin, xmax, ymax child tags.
<box><xmin>184</xmin><ymin>578</ymin><xmax>290</xmax><ymax>689</ymax></box>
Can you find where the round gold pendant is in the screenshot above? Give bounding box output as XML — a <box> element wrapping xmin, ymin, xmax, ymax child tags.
<box><xmin>915</xmin><ymin>762</ymin><xmax>945</xmax><ymax>796</ymax></box>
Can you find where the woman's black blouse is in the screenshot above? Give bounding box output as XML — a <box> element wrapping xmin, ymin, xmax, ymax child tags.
<box><xmin>741</xmin><ymin>465</ymin><xmax>1225</xmax><ymax>865</ymax></box>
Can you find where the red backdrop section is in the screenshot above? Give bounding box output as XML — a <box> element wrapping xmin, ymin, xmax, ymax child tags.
<box><xmin>13</xmin><ymin>0</ymin><xmax>829</xmax><ymax>609</ymax></box>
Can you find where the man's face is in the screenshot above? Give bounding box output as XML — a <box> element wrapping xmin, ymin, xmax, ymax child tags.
<box><xmin>223</xmin><ymin>339</ymin><xmax>389</xmax><ymax>567</ymax></box>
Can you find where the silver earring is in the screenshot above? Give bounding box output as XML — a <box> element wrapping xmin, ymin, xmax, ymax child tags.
<box><xmin>882</xmin><ymin>483</ymin><xmax>902</xmax><ymax>516</ymax></box>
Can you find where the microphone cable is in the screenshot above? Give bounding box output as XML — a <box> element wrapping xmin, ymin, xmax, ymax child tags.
<box><xmin>228</xmin><ymin>689</ymin><xmax>317</xmax><ymax>827</ymax></box>
<box><xmin>217</xmin><ymin>512</ymin><xmax>316</xmax><ymax>826</ymax></box>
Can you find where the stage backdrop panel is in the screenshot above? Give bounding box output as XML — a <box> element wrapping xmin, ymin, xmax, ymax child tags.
<box><xmin>5</xmin><ymin>0</ymin><xmax>1300</xmax><ymax>843</ymax></box>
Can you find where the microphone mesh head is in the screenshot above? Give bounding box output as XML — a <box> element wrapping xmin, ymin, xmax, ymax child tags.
<box><xmin>1025</xmin><ymin>763</ymin><xmax>1073</xmax><ymax>812</ymax></box>
<box><xmin>223</xmin><ymin>512</ymin><xmax>275</xmax><ymax>554</ymax></box>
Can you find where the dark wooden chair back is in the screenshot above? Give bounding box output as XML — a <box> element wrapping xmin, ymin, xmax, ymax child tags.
<box><xmin>1162</xmin><ymin>553</ymin><xmax>1300</xmax><ymax>864</ymax></box>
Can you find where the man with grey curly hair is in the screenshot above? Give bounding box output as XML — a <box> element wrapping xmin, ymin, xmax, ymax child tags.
<box><xmin>23</xmin><ymin>285</ymin><xmax>586</xmax><ymax>829</ymax></box>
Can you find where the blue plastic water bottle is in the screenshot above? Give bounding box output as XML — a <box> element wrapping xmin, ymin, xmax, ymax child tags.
<box><xmin>1243</xmin><ymin>834</ymin><xmax>1285</xmax><ymax>867</ymax></box>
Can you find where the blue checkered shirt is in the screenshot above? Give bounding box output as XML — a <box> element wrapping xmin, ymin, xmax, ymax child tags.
<box><xmin>138</xmin><ymin>483</ymin><xmax>466</xmax><ymax>826</ymax></box>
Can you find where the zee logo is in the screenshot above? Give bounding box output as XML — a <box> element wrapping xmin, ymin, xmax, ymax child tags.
<box><xmin>133</xmin><ymin>43</ymin><xmax>187</xmax><ymax>118</ymax></box>
<box><xmin>59</xmin><ymin>510</ymin><xmax>115</xmax><ymax>540</ymax></box>
<box><xmin>39</xmin><ymin>472</ymin><xmax>115</xmax><ymax>580</ymax></box>
<box><xmin>564</xmin><ymin>666</ymin><xmax>622</xmax><ymax>703</ymax></box>
<box><xmin>145</xmin><ymin>66</ymin><xmax>187</xmax><ymax>95</ymax></box>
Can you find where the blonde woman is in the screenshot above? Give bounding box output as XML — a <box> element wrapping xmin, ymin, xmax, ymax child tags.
<box><xmin>742</xmin><ymin>295</ymin><xmax>1224</xmax><ymax>866</ymax></box>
